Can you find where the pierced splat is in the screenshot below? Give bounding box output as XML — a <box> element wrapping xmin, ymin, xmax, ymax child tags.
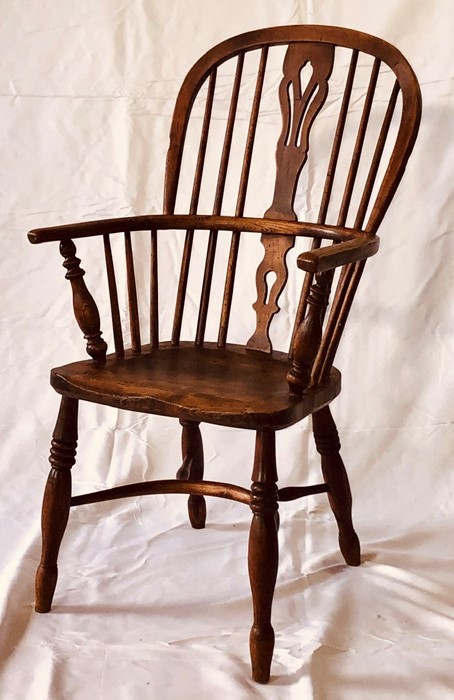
<box><xmin>247</xmin><ymin>42</ymin><xmax>335</xmax><ymax>353</ymax></box>
<box><xmin>265</xmin><ymin>42</ymin><xmax>335</xmax><ymax>221</ymax></box>
<box><xmin>246</xmin><ymin>234</ymin><xmax>294</xmax><ymax>352</ymax></box>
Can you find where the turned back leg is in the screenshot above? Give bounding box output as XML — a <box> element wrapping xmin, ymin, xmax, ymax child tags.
<box><xmin>35</xmin><ymin>396</ymin><xmax>79</xmax><ymax>612</ymax></box>
<box><xmin>312</xmin><ymin>405</ymin><xmax>360</xmax><ymax>566</ymax></box>
<box><xmin>248</xmin><ymin>430</ymin><xmax>279</xmax><ymax>683</ymax></box>
<box><xmin>176</xmin><ymin>419</ymin><xmax>206</xmax><ymax>529</ymax></box>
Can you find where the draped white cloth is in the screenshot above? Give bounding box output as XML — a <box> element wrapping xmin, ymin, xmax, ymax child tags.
<box><xmin>0</xmin><ymin>1</ymin><xmax>453</xmax><ymax>698</ymax></box>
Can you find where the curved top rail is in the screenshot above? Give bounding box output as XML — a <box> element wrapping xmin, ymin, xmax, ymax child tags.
<box><xmin>164</xmin><ymin>25</ymin><xmax>421</xmax><ymax>233</ymax></box>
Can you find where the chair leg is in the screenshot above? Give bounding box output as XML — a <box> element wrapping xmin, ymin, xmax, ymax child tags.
<box><xmin>248</xmin><ymin>430</ymin><xmax>279</xmax><ymax>684</ymax></box>
<box><xmin>35</xmin><ymin>396</ymin><xmax>79</xmax><ymax>613</ymax></box>
<box><xmin>176</xmin><ymin>419</ymin><xmax>206</xmax><ymax>529</ymax></box>
<box><xmin>312</xmin><ymin>405</ymin><xmax>360</xmax><ymax>566</ymax></box>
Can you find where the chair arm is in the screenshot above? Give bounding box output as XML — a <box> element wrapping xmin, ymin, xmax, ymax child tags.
<box><xmin>287</xmin><ymin>233</ymin><xmax>379</xmax><ymax>394</ymax></box>
<box><xmin>296</xmin><ymin>234</ymin><xmax>380</xmax><ymax>273</ymax></box>
<box><xmin>28</xmin><ymin>214</ymin><xmax>358</xmax><ymax>244</ymax></box>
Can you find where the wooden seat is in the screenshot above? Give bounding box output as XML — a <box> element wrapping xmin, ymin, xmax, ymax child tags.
<box><xmin>51</xmin><ymin>343</ymin><xmax>341</xmax><ymax>429</ymax></box>
<box><xmin>29</xmin><ymin>26</ymin><xmax>421</xmax><ymax>684</ymax></box>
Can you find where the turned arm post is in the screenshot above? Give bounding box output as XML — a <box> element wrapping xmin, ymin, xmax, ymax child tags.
<box><xmin>287</xmin><ymin>271</ymin><xmax>331</xmax><ymax>394</ymax></box>
<box><xmin>59</xmin><ymin>239</ymin><xmax>108</xmax><ymax>362</ymax></box>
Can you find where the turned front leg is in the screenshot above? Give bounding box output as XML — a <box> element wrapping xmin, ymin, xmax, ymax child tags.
<box><xmin>312</xmin><ymin>405</ymin><xmax>360</xmax><ymax>566</ymax></box>
<box><xmin>35</xmin><ymin>396</ymin><xmax>78</xmax><ymax>613</ymax></box>
<box><xmin>176</xmin><ymin>420</ymin><xmax>206</xmax><ymax>529</ymax></box>
<box><xmin>248</xmin><ymin>430</ymin><xmax>279</xmax><ymax>684</ymax></box>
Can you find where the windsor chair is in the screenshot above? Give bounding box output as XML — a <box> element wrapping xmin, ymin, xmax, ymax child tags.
<box><xmin>28</xmin><ymin>26</ymin><xmax>421</xmax><ymax>683</ymax></box>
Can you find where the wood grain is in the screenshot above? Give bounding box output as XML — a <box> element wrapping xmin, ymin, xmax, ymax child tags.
<box><xmin>59</xmin><ymin>240</ymin><xmax>107</xmax><ymax>362</ymax></box>
<box><xmin>50</xmin><ymin>342</ymin><xmax>341</xmax><ymax>430</ymax></box>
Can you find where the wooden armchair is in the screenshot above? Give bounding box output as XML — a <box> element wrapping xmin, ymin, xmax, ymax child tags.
<box><xmin>28</xmin><ymin>26</ymin><xmax>421</xmax><ymax>683</ymax></box>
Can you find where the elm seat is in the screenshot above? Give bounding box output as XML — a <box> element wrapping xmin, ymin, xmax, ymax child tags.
<box><xmin>51</xmin><ymin>343</ymin><xmax>342</xmax><ymax>429</ymax></box>
<box><xmin>29</xmin><ymin>25</ymin><xmax>421</xmax><ymax>685</ymax></box>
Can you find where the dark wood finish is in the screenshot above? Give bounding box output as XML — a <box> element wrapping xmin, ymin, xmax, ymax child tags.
<box><xmin>247</xmin><ymin>234</ymin><xmax>294</xmax><ymax>352</ymax></box>
<box><xmin>338</xmin><ymin>58</ymin><xmax>381</xmax><ymax>227</ymax></box>
<box><xmin>315</xmin><ymin>258</ymin><xmax>366</xmax><ymax>384</ymax></box>
<box><xmin>124</xmin><ymin>231</ymin><xmax>141</xmax><ymax>354</ymax></box>
<box><xmin>299</xmin><ymin>235</ymin><xmax>380</xmax><ymax>273</ymax></box>
<box><xmin>265</xmin><ymin>42</ymin><xmax>334</xmax><ymax>222</ymax></box>
<box><xmin>277</xmin><ymin>483</ymin><xmax>329</xmax><ymax>501</ymax></box>
<box><xmin>290</xmin><ymin>49</ymin><xmax>359</xmax><ymax>357</ymax></box>
<box><xmin>190</xmin><ymin>69</ymin><xmax>217</xmax><ymax>215</ymax></box>
<box><xmin>248</xmin><ymin>41</ymin><xmax>334</xmax><ymax>353</ymax></box>
<box><xmin>28</xmin><ymin>214</ymin><xmax>361</xmax><ymax>244</ymax></box>
<box><xmin>312</xmin><ymin>405</ymin><xmax>360</xmax><ymax>566</ymax></box>
<box><xmin>287</xmin><ymin>272</ymin><xmax>332</xmax><ymax>394</ymax></box>
<box><xmin>103</xmin><ymin>233</ymin><xmax>124</xmax><ymax>357</ymax></box>
<box><xmin>29</xmin><ymin>26</ymin><xmax>421</xmax><ymax>684</ymax></box>
<box><xmin>171</xmin><ymin>228</ymin><xmax>194</xmax><ymax>346</ymax></box>
<box><xmin>218</xmin><ymin>47</ymin><xmax>270</xmax><ymax>347</ymax></box>
<box><xmin>50</xmin><ymin>343</ymin><xmax>341</xmax><ymax>430</ymax></box>
<box><xmin>354</xmin><ymin>79</ymin><xmax>400</xmax><ymax>230</ymax></box>
<box><xmin>165</xmin><ymin>25</ymin><xmax>421</xmax><ymax>234</ymax></box>
<box><xmin>248</xmin><ymin>430</ymin><xmax>279</xmax><ymax>683</ymax></box>
<box><xmin>216</xmin><ymin>54</ymin><xmax>244</xmax><ymax>214</ymax></box>
<box><xmin>171</xmin><ymin>71</ymin><xmax>217</xmax><ymax>346</ymax></box>
<box><xmin>150</xmin><ymin>229</ymin><xmax>159</xmax><ymax>348</ymax></box>
<box><xmin>217</xmin><ymin>228</ymin><xmax>240</xmax><ymax>348</ymax></box>
<box><xmin>195</xmin><ymin>226</ymin><xmax>218</xmax><ymax>346</ymax></box>
<box><xmin>35</xmin><ymin>397</ymin><xmax>78</xmax><ymax>612</ymax></box>
<box><xmin>195</xmin><ymin>53</ymin><xmax>249</xmax><ymax>343</ymax></box>
<box><xmin>59</xmin><ymin>240</ymin><xmax>107</xmax><ymax>362</ymax></box>
<box><xmin>177</xmin><ymin>420</ymin><xmax>206</xmax><ymax>528</ymax></box>
<box><xmin>319</xmin><ymin>49</ymin><xmax>359</xmax><ymax>225</ymax></box>
<box><xmin>305</xmin><ymin>57</ymin><xmax>395</xmax><ymax>383</ymax></box>
<box><xmin>71</xmin><ymin>479</ymin><xmax>251</xmax><ymax>507</ymax></box>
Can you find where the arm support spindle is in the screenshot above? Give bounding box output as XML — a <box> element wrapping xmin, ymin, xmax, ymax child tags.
<box><xmin>60</xmin><ymin>239</ymin><xmax>107</xmax><ymax>362</ymax></box>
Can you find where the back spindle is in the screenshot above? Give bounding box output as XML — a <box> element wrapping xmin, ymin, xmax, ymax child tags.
<box><xmin>124</xmin><ymin>231</ymin><xmax>141</xmax><ymax>354</ymax></box>
<box><xmin>312</xmin><ymin>73</ymin><xmax>401</xmax><ymax>383</ymax></box>
<box><xmin>338</xmin><ymin>57</ymin><xmax>381</xmax><ymax>227</ymax></box>
<box><xmin>218</xmin><ymin>46</ymin><xmax>269</xmax><ymax>348</ymax></box>
<box><xmin>291</xmin><ymin>48</ymin><xmax>359</xmax><ymax>357</ymax></box>
<box><xmin>150</xmin><ymin>229</ymin><xmax>159</xmax><ymax>348</ymax></box>
<box><xmin>103</xmin><ymin>233</ymin><xmax>124</xmax><ymax>357</ymax></box>
<box><xmin>317</xmin><ymin>260</ymin><xmax>365</xmax><ymax>383</ymax></box>
<box><xmin>354</xmin><ymin>79</ymin><xmax>400</xmax><ymax>230</ymax></box>
<box><xmin>307</xmin><ymin>51</ymin><xmax>379</xmax><ymax>377</ymax></box>
<box><xmin>196</xmin><ymin>53</ymin><xmax>245</xmax><ymax>346</ymax></box>
<box><xmin>172</xmin><ymin>70</ymin><xmax>217</xmax><ymax>346</ymax></box>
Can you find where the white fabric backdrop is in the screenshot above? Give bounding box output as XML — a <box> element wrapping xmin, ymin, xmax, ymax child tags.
<box><xmin>0</xmin><ymin>1</ymin><xmax>453</xmax><ymax>698</ymax></box>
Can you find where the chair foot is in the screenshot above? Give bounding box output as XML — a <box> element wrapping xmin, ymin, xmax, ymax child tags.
<box><xmin>178</xmin><ymin>420</ymin><xmax>206</xmax><ymax>529</ymax></box>
<box><xmin>248</xmin><ymin>430</ymin><xmax>279</xmax><ymax>684</ymax></box>
<box><xmin>35</xmin><ymin>396</ymin><xmax>78</xmax><ymax>612</ymax></box>
<box><xmin>250</xmin><ymin>624</ymin><xmax>275</xmax><ymax>683</ymax></box>
<box><xmin>187</xmin><ymin>495</ymin><xmax>206</xmax><ymax>529</ymax></box>
<box><xmin>312</xmin><ymin>405</ymin><xmax>361</xmax><ymax>567</ymax></box>
<box><xmin>35</xmin><ymin>564</ymin><xmax>57</xmax><ymax>613</ymax></box>
<box><xmin>339</xmin><ymin>530</ymin><xmax>361</xmax><ymax>566</ymax></box>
